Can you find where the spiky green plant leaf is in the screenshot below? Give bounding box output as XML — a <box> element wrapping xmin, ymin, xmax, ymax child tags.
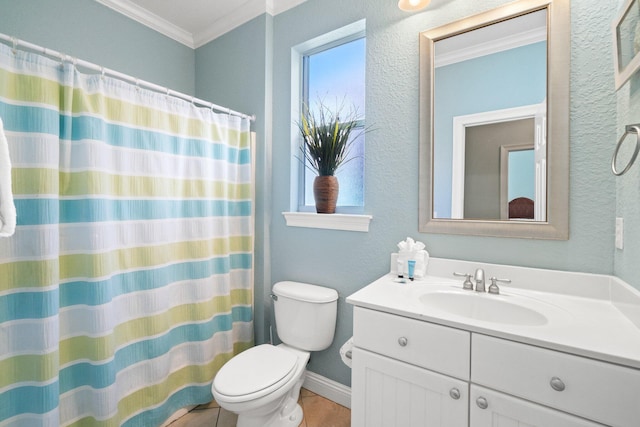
<box><xmin>295</xmin><ymin>99</ymin><xmax>367</xmax><ymax>176</ymax></box>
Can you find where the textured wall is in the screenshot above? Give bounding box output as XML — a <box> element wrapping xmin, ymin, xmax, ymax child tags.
<box><xmin>614</xmin><ymin>0</ymin><xmax>640</xmax><ymax>289</ymax></box>
<box><xmin>268</xmin><ymin>0</ymin><xmax>618</xmax><ymax>387</ymax></box>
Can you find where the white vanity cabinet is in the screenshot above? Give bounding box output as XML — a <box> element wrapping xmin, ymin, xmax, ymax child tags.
<box><xmin>470</xmin><ymin>386</ymin><xmax>602</xmax><ymax>427</ymax></box>
<box><xmin>472</xmin><ymin>334</ymin><xmax>640</xmax><ymax>427</ymax></box>
<box><xmin>352</xmin><ymin>348</ymin><xmax>468</xmax><ymax>427</ymax></box>
<box><xmin>351</xmin><ymin>306</ymin><xmax>640</xmax><ymax>427</ymax></box>
<box><xmin>351</xmin><ymin>307</ymin><xmax>470</xmax><ymax>427</ymax></box>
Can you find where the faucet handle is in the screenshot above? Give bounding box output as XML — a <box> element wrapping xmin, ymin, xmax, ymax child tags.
<box><xmin>488</xmin><ymin>277</ymin><xmax>511</xmax><ymax>294</ymax></box>
<box><xmin>453</xmin><ymin>272</ymin><xmax>474</xmax><ymax>291</ymax></box>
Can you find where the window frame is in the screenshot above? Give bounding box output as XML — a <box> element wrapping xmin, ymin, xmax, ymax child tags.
<box><xmin>291</xmin><ymin>20</ymin><xmax>367</xmax><ymax>215</ymax></box>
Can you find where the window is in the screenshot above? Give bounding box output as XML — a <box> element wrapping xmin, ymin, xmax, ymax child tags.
<box><xmin>293</xmin><ymin>22</ymin><xmax>366</xmax><ymax>214</ymax></box>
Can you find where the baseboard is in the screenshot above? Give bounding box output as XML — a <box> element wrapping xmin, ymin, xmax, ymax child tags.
<box><xmin>303</xmin><ymin>371</ymin><xmax>352</xmax><ymax>409</ymax></box>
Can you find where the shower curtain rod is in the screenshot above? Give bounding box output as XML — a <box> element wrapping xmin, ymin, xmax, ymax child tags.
<box><xmin>0</xmin><ymin>33</ymin><xmax>256</xmax><ymax>122</ymax></box>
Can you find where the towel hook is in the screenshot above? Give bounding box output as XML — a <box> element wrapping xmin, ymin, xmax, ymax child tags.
<box><xmin>612</xmin><ymin>125</ymin><xmax>640</xmax><ymax>176</ymax></box>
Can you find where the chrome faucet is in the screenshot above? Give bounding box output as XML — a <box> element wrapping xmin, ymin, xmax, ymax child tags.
<box><xmin>453</xmin><ymin>272</ymin><xmax>474</xmax><ymax>290</ymax></box>
<box><xmin>474</xmin><ymin>268</ymin><xmax>486</xmax><ymax>292</ymax></box>
<box><xmin>488</xmin><ymin>277</ymin><xmax>512</xmax><ymax>294</ymax></box>
<box><xmin>454</xmin><ymin>269</ymin><xmax>511</xmax><ymax>294</ymax></box>
<box><xmin>454</xmin><ymin>268</ymin><xmax>486</xmax><ymax>292</ymax></box>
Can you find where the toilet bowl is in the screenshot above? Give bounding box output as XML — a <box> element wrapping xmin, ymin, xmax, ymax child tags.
<box><xmin>212</xmin><ymin>344</ymin><xmax>309</xmax><ymax>427</ymax></box>
<box><xmin>211</xmin><ymin>281</ymin><xmax>338</xmax><ymax>427</ymax></box>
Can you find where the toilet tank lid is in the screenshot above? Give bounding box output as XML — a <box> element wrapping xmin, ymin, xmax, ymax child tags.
<box><xmin>273</xmin><ymin>281</ymin><xmax>338</xmax><ymax>303</ymax></box>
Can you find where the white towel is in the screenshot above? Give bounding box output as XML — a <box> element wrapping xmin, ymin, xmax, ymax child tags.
<box><xmin>0</xmin><ymin>117</ymin><xmax>16</xmax><ymax>237</ymax></box>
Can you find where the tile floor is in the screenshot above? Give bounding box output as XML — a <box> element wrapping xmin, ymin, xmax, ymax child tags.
<box><xmin>168</xmin><ymin>388</ymin><xmax>351</xmax><ymax>427</ymax></box>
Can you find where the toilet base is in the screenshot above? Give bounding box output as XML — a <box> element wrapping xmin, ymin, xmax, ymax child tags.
<box><xmin>280</xmin><ymin>403</ymin><xmax>304</xmax><ymax>427</ymax></box>
<box><xmin>237</xmin><ymin>402</ymin><xmax>303</xmax><ymax>427</ymax></box>
<box><xmin>236</xmin><ymin>378</ymin><xmax>304</xmax><ymax>427</ymax></box>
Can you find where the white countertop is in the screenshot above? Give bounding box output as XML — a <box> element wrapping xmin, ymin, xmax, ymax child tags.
<box><xmin>346</xmin><ymin>259</ymin><xmax>640</xmax><ymax>370</ymax></box>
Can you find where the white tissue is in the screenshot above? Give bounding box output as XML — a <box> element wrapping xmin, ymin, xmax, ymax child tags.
<box><xmin>397</xmin><ymin>236</ymin><xmax>425</xmax><ymax>253</ymax></box>
<box><xmin>339</xmin><ymin>337</ymin><xmax>353</xmax><ymax>368</ymax></box>
<box><xmin>396</xmin><ymin>237</ymin><xmax>429</xmax><ymax>278</ymax></box>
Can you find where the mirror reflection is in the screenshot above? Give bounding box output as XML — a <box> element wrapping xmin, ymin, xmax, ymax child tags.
<box><xmin>432</xmin><ymin>10</ymin><xmax>547</xmax><ymax>221</ymax></box>
<box><xmin>418</xmin><ymin>0</ymin><xmax>570</xmax><ymax>240</ymax></box>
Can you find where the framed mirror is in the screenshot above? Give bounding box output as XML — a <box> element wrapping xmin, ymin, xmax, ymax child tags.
<box><xmin>613</xmin><ymin>0</ymin><xmax>640</xmax><ymax>90</ymax></box>
<box><xmin>419</xmin><ymin>0</ymin><xmax>569</xmax><ymax>239</ymax></box>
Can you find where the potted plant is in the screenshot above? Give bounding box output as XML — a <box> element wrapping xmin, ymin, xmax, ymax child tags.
<box><xmin>297</xmin><ymin>100</ymin><xmax>364</xmax><ymax>214</ymax></box>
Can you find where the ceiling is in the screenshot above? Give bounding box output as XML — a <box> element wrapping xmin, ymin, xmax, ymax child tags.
<box><xmin>96</xmin><ymin>0</ymin><xmax>307</xmax><ymax>49</ymax></box>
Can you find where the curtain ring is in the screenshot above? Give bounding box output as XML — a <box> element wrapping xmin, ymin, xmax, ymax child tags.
<box><xmin>612</xmin><ymin>125</ymin><xmax>640</xmax><ymax>176</ymax></box>
<box><xmin>11</xmin><ymin>37</ymin><xmax>17</xmax><ymax>54</ymax></box>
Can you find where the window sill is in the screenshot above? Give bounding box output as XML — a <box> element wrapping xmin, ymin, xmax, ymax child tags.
<box><xmin>282</xmin><ymin>212</ymin><xmax>372</xmax><ymax>232</ymax></box>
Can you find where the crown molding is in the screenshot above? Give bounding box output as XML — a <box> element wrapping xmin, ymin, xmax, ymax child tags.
<box><xmin>193</xmin><ymin>0</ymin><xmax>266</xmax><ymax>48</ymax></box>
<box><xmin>96</xmin><ymin>0</ymin><xmax>308</xmax><ymax>49</ymax></box>
<box><xmin>435</xmin><ymin>26</ymin><xmax>546</xmax><ymax>68</ymax></box>
<box><xmin>96</xmin><ymin>0</ymin><xmax>195</xmax><ymax>47</ymax></box>
<box><xmin>267</xmin><ymin>0</ymin><xmax>307</xmax><ymax>15</ymax></box>
<box><xmin>195</xmin><ymin>0</ymin><xmax>307</xmax><ymax>47</ymax></box>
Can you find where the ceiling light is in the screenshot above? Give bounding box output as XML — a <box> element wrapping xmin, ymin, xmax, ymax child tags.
<box><xmin>398</xmin><ymin>0</ymin><xmax>431</xmax><ymax>12</ymax></box>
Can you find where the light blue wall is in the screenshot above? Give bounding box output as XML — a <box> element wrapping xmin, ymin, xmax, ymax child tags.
<box><xmin>614</xmin><ymin>1</ymin><xmax>640</xmax><ymax>289</ymax></box>
<box><xmin>434</xmin><ymin>42</ymin><xmax>546</xmax><ymax>217</ymax></box>
<box><xmin>0</xmin><ymin>0</ymin><xmax>195</xmax><ymax>94</ymax></box>
<box><xmin>509</xmin><ymin>150</ymin><xmax>535</xmax><ymax>201</ymax></box>
<box><xmin>266</xmin><ymin>0</ymin><xmax>618</xmax><ymax>388</ymax></box>
<box><xmin>195</xmin><ymin>14</ymin><xmax>274</xmax><ymax>346</ymax></box>
<box><xmin>271</xmin><ymin>0</ymin><xmax>366</xmax><ymax>387</ymax></box>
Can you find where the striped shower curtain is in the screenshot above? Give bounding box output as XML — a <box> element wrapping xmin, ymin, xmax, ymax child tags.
<box><xmin>0</xmin><ymin>43</ymin><xmax>254</xmax><ymax>426</ymax></box>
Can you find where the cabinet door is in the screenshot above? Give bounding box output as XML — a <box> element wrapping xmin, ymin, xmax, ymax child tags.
<box><xmin>470</xmin><ymin>385</ymin><xmax>604</xmax><ymax>427</ymax></box>
<box><xmin>472</xmin><ymin>334</ymin><xmax>640</xmax><ymax>426</ymax></box>
<box><xmin>351</xmin><ymin>347</ymin><xmax>468</xmax><ymax>427</ymax></box>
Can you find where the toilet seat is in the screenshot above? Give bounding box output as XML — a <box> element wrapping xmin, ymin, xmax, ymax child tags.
<box><xmin>213</xmin><ymin>344</ymin><xmax>299</xmax><ymax>403</ymax></box>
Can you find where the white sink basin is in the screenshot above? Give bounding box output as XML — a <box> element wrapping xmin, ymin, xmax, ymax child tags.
<box><xmin>419</xmin><ymin>291</ymin><xmax>548</xmax><ymax>326</ymax></box>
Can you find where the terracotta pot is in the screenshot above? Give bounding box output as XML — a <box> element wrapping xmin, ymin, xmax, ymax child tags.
<box><xmin>313</xmin><ymin>175</ymin><xmax>339</xmax><ymax>214</ymax></box>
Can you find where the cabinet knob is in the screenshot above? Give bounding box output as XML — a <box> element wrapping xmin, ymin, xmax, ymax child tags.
<box><xmin>550</xmin><ymin>376</ymin><xmax>565</xmax><ymax>392</ymax></box>
<box><xmin>449</xmin><ymin>388</ymin><xmax>461</xmax><ymax>400</ymax></box>
<box><xmin>398</xmin><ymin>337</ymin><xmax>408</xmax><ymax>347</ymax></box>
<box><xmin>476</xmin><ymin>397</ymin><xmax>488</xmax><ymax>410</ymax></box>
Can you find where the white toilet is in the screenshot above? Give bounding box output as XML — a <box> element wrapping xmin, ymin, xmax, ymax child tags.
<box><xmin>211</xmin><ymin>281</ymin><xmax>339</xmax><ymax>427</ymax></box>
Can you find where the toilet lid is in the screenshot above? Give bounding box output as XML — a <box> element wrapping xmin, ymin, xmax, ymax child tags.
<box><xmin>213</xmin><ymin>344</ymin><xmax>298</xmax><ymax>397</ymax></box>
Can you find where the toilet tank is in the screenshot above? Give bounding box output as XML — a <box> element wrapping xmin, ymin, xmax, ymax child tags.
<box><xmin>272</xmin><ymin>281</ymin><xmax>338</xmax><ymax>351</ymax></box>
